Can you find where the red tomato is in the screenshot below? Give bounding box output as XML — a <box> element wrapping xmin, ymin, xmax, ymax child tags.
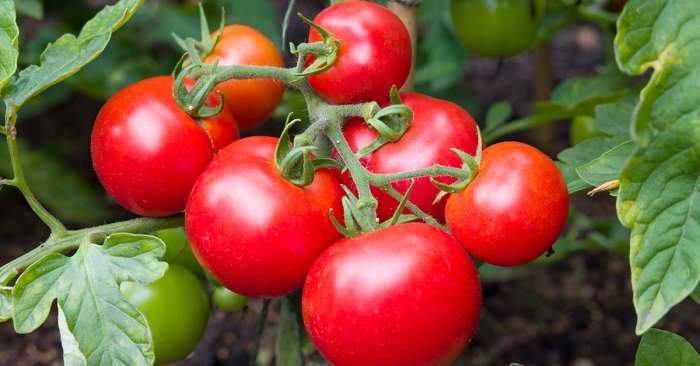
<box><xmin>204</xmin><ymin>25</ymin><xmax>285</xmax><ymax>129</ymax></box>
<box><xmin>445</xmin><ymin>141</ymin><xmax>569</xmax><ymax>266</ymax></box>
<box><xmin>303</xmin><ymin>223</ymin><xmax>482</xmax><ymax>366</ymax></box>
<box><xmin>91</xmin><ymin>76</ymin><xmax>239</xmax><ymax>217</ymax></box>
<box><xmin>185</xmin><ymin>136</ymin><xmax>344</xmax><ymax>298</ymax></box>
<box><xmin>337</xmin><ymin>93</ymin><xmax>479</xmax><ymax>222</ymax></box>
<box><xmin>307</xmin><ymin>0</ymin><xmax>412</xmax><ymax>105</ymax></box>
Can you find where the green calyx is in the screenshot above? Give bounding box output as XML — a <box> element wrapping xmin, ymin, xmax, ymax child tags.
<box><xmin>172</xmin><ymin>4</ymin><xmax>225</xmax><ymax>64</ymax></box>
<box><xmin>356</xmin><ymin>88</ymin><xmax>413</xmax><ymax>159</ymax></box>
<box><xmin>275</xmin><ymin>115</ymin><xmax>342</xmax><ymax>187</ymax></box>
<box><xmin>173</xmin><ymin>64</ymin><xmax>224</xmax><ymax>119</ymax></box>
<box><xmin>290</xmin><ymin>13</ymin><xmax>340</xmax><ymax>79</ymax></box>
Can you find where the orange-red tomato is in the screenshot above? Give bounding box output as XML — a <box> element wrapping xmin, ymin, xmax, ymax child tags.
<box><xmin>204</xmin><ymin>25</ymin><xmax>285</xmax><ymax>129</ymax></box>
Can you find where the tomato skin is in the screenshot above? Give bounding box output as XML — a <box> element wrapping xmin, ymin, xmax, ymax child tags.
<box><xmin>155</xmin><ymin>227</ymin><xmax>202</xmax><ymax>273</ymax></box>
<box><xmin>91</xmin><ymin>76</ymin><xmax>239</xmax><ymax>217</ymax></box>
<box><xmin>338</xmin><ymin>93</ymin><xmax>479</xmax><ymax>222</ymax></box>
<box><xmin>451</xmin><ymin>0</ymin><xmax>542</xmax><ymax>58</ymax></box>
<box><xmin>213</xmin><ymin>287</ymin><xmax>248</xmax><ymax>311</ymax></box>
<box><xmin>445</xmin><ymin>141</ymin><xmax>569</xmax><ymax>267</ymax></box>
<box><xmin>204</xmin><ymin>25</ymin><xmax>285</xmax><ymax>129</ymax></box>
<box><xmin>185</xmin><ymin>136</ymin><xmax>344</xmax><ymax>298</ymax></box>
<box><xmin>303</xmin><ymin>223</ymin><xmax>481</xmax><ymax>366</ymax></box>
<box><xmin>121</xmin><ymin>265</ymin><xmax>210</xmax><ymax>365</ymax></box>
<box><xmin>307</xmin><ymin>0</ymin><xmax>412</xmax><ymax>105</ymax></box>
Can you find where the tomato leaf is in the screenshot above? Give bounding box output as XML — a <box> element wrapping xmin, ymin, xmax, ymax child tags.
<box><xmin>57</xmin><ymin>307</ymin><xmax>88</xmax><ymax>366</ymax></box>
<box><xmin>576</xmin><ymin>140</ymin><xmax>636</xmax><ymax>193</ymax></box>
<box><xmin>0</xmin><ymin>0</ymin><xmax>19</xmax><ymax>91</ymax></box>
<box><xmin>12</xmin><ymin>233</ymin><xmax>167</xmax><ymax>365</ymax></box>
<box><xmin>536</xmin><ymin>72</ymin><xmax>630</xmax><ymax>117</ymax></box>
<box><xmin>556</xmin><ymin>103</ymin><xmax>633</xmax><ymax>193</ymax></box>
<box><xmin>615</xmin><ymin>0</ymin><xmax>700</xmax><ymax>334</ymax></box>
<box><xmin>275</xmin><ymin>296</ymin><xmax>304</xmax><ymax>366</ymax></box>
<box><xmin>484</xmin><ymin>101</ymin><xmax>513</xmax><ymax>132</ymax></box>
<box><xmin>3</xmin><ymin>0</ymin><xmax>143</xmax><ymax>109</ymax></box>
<box><xmin>0</xmin><ymin>287</ymin><xmax>11</xmax><ymax>322</ymax></box>
<box><xmin>14</xmin><ymin>0</ymin><xmax>43</xmax><ymax>19</ymax></box>
<box><xmin>692</xmin><ymin>285</ymin><xmax>700</xmax><ymax>305</ymax></box>
<box><xmin>635</xmin><ymin>329</ymin><xmax>700</xmax><ymax>366</ymax></box>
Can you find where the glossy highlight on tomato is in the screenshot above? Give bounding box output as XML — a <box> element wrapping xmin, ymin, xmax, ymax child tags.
<box><xmin>445</xmin><ymin>141</ymin><xmax>569</xmax><ymax>266</ymax></box>
<box><xmin>338</xmin><ymin>93</ymin><xmax>479</xmax><ymax>222</ymax></box>
<box><xmin>204</xmin><ymin>25</ymin><xmax>285</xmax><ymax>129</ymax></box>
<box><xmin>303</xmin><ymin>223</ymin><xmax>482</xmax><ymax>366</ymax></box>
<box><xmin>91</xmin><ymin>76</ymin><xmax>239</xmax><ymax>217</ymax></box>
<box><xmin>307</xmin><ymin>0</ymin><xmax>412</xmax><ymax>105</ymax></box>
<box><xmin>121</xmin><ymin>264</ymin><xmax>210</xmax><ymax>365</ymax></box>
<box><xmin>185</xmin><ymin>136</ymin><xmax>344</xmax><ymax>298</ymax></box>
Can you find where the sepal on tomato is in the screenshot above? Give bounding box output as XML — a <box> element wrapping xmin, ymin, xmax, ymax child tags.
<box><xmin>290</xmin><ymin>13</ymin><xmax>340</xmax><ymax>78</ymax></box>
<box><xmin>431</xmin><ymin>129</ymin><xmax>483</xmax><ymax>203</ymax></box>
<box><xmin>355</xmin><ymin>91</ymin><xmax>414</xmax><ymax>159</ymax></box>
<box><xmin>174</xmin><ymin>64</ymin><xmax>225</xmax><ymax>119</ymax></box>
<box><xmin>172</xmin><ymin>4</ymin><xmax>226</xmax><ymax>63</ymax></box>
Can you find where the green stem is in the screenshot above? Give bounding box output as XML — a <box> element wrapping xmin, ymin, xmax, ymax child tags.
<box><xmin>250</xmin><ymin>299</ymin><xmax>272</xmax><ymax>366</ymax></box>
<box><xmin>382</xmin><ymin>185</ymin><xmax>443</xmax><ymax>229</ymax></box>
<box><xmin>4</xmin><ymin>104</ymin><xmax>67</xmax><ymax>235</ymax></box>
<box><xmin>0</xmin><ymin>215</ymin><xmax>184</xmax><ymax>285</ymax></box>
<box><xmin>369</xmin><ymin>165</ymin><xmax>469</xmax><ymax>186</ymax></box>
<box><xmin>188</xmin><ymin>64</ymin><xmax>295</xmax><ymax>85</ymax></box>
<box><xmin>325</xmin><ymin>122</ymin><xmax>379</xmax><ymax>232</ymax></box>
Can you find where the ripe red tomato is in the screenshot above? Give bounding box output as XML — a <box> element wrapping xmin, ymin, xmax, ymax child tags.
<box><xmin>307</xmin><ymin>0</ymin><xmax>412</xmax><ymax>105</ymax></box>
<box><xmin>185</xmin><ymin>136</ymin><xmax>344</xmax><ymax>298</ymax></box>
<box><xmin>303</xmin><ymin>223</ymin><xmax>481</xmax><ymax>366</ymax></box>
<box><xmin>121</xmin><ymin>264</ymin><xmax>210</xmax><ymax>365</ymax></box>
<box><xmin>204</xmin><ymin>25</ymin><xmax>285</xmax><ymax>129</ymax></box>
<box><xmin>91</xmin><ymin>76</ymin><xmax>239</xmax><ymax>217</ymax></box>
<box><xmin>337</xmin><ymin>93</ymin><xmax>479</xmax><ymax>222</ymax></box>
<box><xmin>445</xmin><ymin>141</ymin><xmax>569</xmax><ymax>266</ymax></box>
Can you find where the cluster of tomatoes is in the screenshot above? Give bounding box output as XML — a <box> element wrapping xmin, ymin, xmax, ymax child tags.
<box><xmin>90</xmin><ymin>1</ymin><xmax>569</xmax><ymax>365</ymax></box>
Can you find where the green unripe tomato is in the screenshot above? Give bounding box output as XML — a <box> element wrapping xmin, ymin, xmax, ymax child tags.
<box><xmin>450</xmin><ymin>0</ymin><xmax>544</xmax><ymax>58</ymax></box>
<box><xmin>121</xmin><ymin>265</ymin><xmax>210</xmax><ymax>365</ymax></box>
<box><xmin>570</xmin><ymin>115</ymin><xmax>606</xmax><ymax>145</ymax></box>
<box><xmin>155</xmin><ymin>227</ymin><xmax>202</xmax><ymax>273</ymax></box>
<box><xmin>213</xmin><ymin>286</ymin><xmax>248</xmax><ymax>311</ymax></box>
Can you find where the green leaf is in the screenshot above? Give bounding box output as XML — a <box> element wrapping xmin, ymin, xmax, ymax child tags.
<box><xmin>0</xmin><ymin>0</ymin><xmax>19</xmax><ymax>91</ymax></box>
<box><xmin>577</xmin><ymin>140</ymin><xmax>636</xmax><ymax>189</ymax></box>
<box><xmin>275</xmin><ymin>296</ymin><xmax>304</xmax><ymax>366</ymax></box>
<box><xmin>617</xmin><ymin>122</ymin><xmax>700</xmax><ymax>334</ymax></box>
<box><xmin>15</xmin><ymin>0</ymin><xmax>43</xmax><ymax>19</ymax></box>
<box><xmin>484</xmin><ymin>101</ymin><xmax>512</xmax><ymax>132</ymax></box>
<box><xmin>556</xmin><ymin>103</ymin><xmax>634</xmax><ymax>193</ymax></box>
<box><xmin>616</xmin><ymin>0</ymin><xmax>700</xmax><ymax>144</ymax></box>
<box><xmin>614</xmin><ymin>0</ymin><xmax>700</xmax><ymax>334</ymax></box>
<box><xmin>539</xmin><ymin>72</ymin><xmax>630</xmax><ymax>116</ymax></box>
<box><xmin>57</xmin><ymin>307</ymin><xmax>88</xmax><ymax>366</ymax></box>
<box><xmin>415</xmin><ymin>0</ymin><xmax>467</xmax><ymax>92</ymax></box>
<box><xmin>635</xmin><ymin>329</ymin><xmax>700</xmax><ymax>366</ymax></box>
<box><xmin>692</xmin><ymin>285</ymin><xmax>700</xmax><ymax>304</ymax></box>
<box><xmin>0</xmin><ymin>286</ymin><xmax>11</xmax><ymax>322</ymax></box>
<box><xmin>4</xmin><ymin>0</ymin><xmax>143</xmax><ymax>108</ymax></box>
<box><xmin>0</xmin><ymin>140</ymin><xmax>115</xmax><ymax>224</ymax></box>
<box><xmin>12</xmin><ymin>233</ymin><xmax>167</xmax><ymax>365</ymax></box>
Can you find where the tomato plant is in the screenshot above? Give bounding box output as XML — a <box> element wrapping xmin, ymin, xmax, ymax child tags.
<box><xmin>154</xmin><ymin>227</ymin><xmax>201</xmax><ymax>273</ymax></box>
<box><xmin>213</xmin><ymin>286</ymin><xmax>248</xmax><ymax>311</ymax></box>
<box><xmin>120</xmin><ymin>264</ymin><xmax>210</xmax><ymax>365</ymax></box>
<box><xmin>338</xmin><ymin>92</ymin><xmax>479</xmax><ymax>222</ymax></box>
<box><xmin>204</xmin><ymin>25</ymin><xmax>285</xmax><ymax>129</ymax></box>
<box><xmin>307</xmin><ymin>0</ymin><xmax>412</xmax><ymax>105</ymax></box>
<box><xmin>446</xmin><ymin>141</ymin><xmax>569</xmax><ymax>266</ymax></box>
<box><xmin>570</xmin><ymin>115</ymin><xmax>606</xmax><ymax>145</ymax></box>
<box><xmin>185</xmin><ymin>136</ymin><xmax>344</xmax><ymax>298</ymax></box>
<box><xmin>303</xmin><ymin>223</ymin><xmax>481</xmax><ymax>366</ymax></box>
<box><xmin>450</xmin><ymin>0</ymin><xmax>544</xmax><ymax>58</ymax></box>
<box><xmin>91</xmin><ymin>76</ymin><xmax>239</xmax><ymax>217</ymax></box>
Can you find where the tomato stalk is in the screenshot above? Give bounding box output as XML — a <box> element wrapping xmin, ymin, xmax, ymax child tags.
<box><xmin>0</xmin><ymin>215</ymin><xmax>184</xmax><ymax>287</ymax></box>
<box><xmin>3</xmin><ymin>103</ymin><xmax>67</xmax><ymax>236</ymax></box>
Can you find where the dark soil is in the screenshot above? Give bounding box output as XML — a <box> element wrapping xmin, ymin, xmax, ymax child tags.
<box><xmin>1</xmin><ymin>5</ymin><xmax>698</xmax><ymax>366</ymax></box>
